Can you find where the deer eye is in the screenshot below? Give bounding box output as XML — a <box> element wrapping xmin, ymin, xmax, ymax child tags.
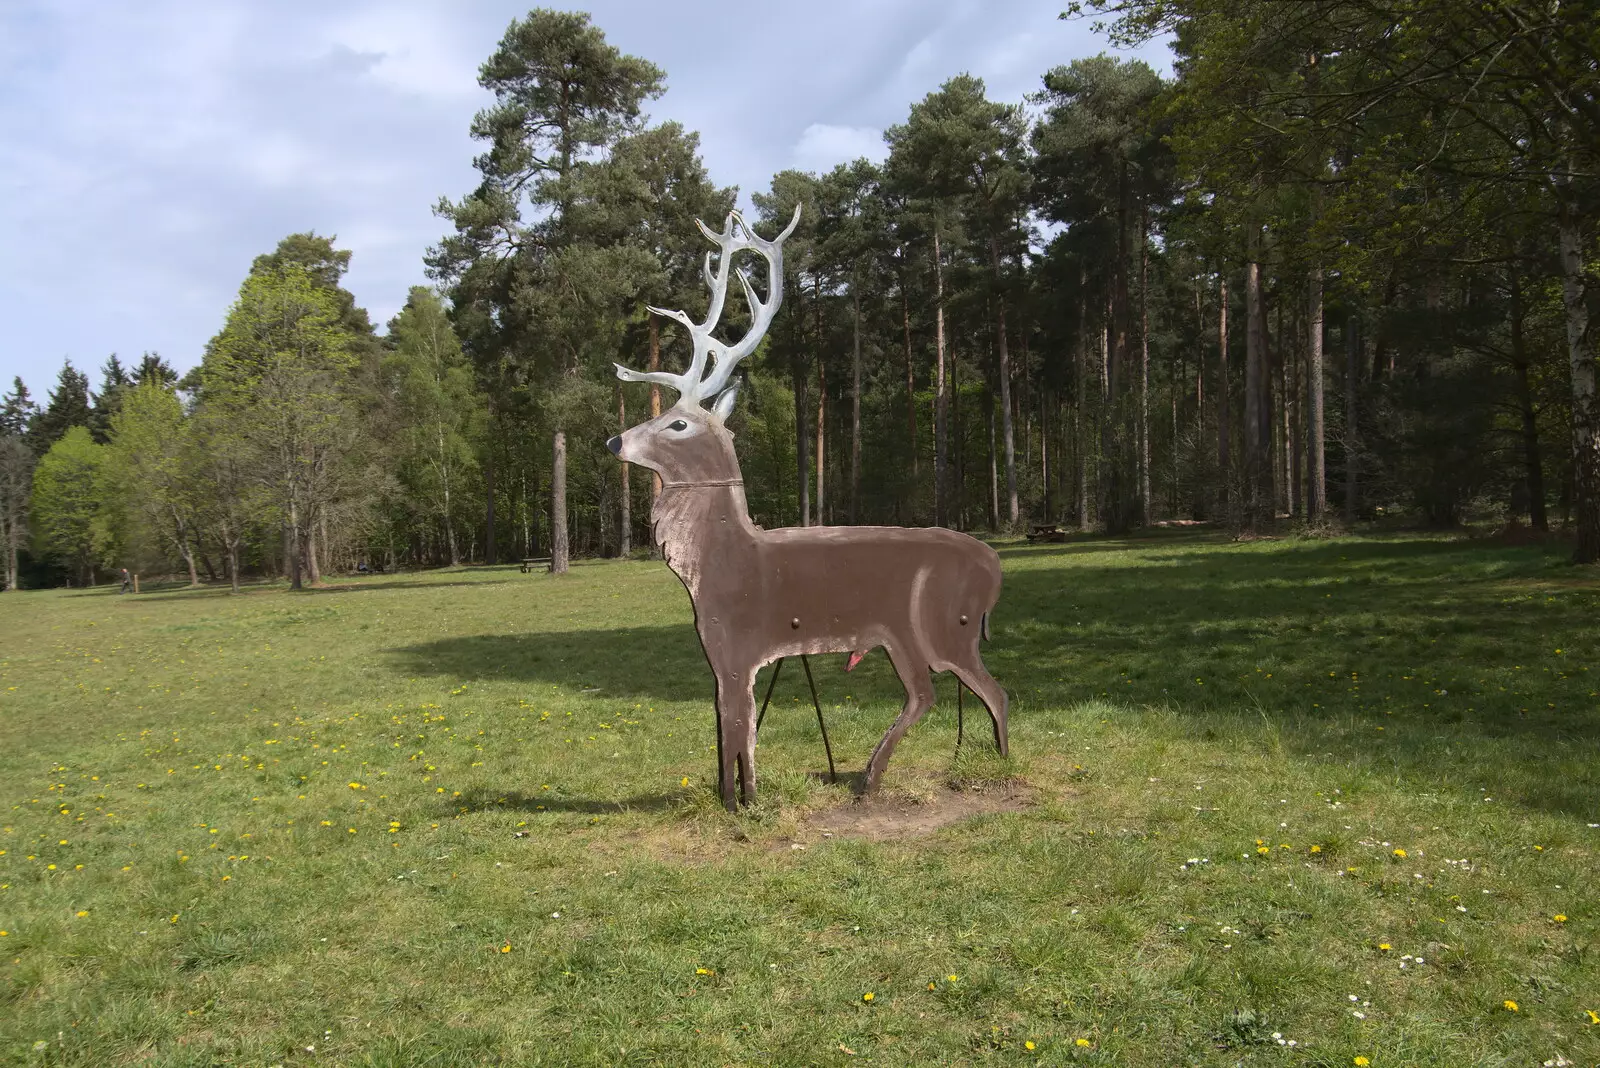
<box><xmin>668</xmin><ymin>419</ymin><xmax>688</xmax><ymax>431</ymax></box>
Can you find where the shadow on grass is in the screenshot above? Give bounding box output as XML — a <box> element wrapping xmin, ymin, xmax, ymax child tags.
<box><xmin>996</xmin><ymin>534</ymin><xmax>1599</xmax><ymax>819</ymax></box>
<box><xmin>391</xmin><ymin>625</ymin><xmax>713</xmax><ymax>702</ymax></box>
<box><xmin>452</xmin><ymin>788</ymin><xmax>681</xmax><ymax>815</ymax></box>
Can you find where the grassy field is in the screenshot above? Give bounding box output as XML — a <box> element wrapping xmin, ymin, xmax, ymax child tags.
<box><xmin>1</xmin><ymin>530</ymin><xmax>1597</xmax><ymax>1066</ymax></box>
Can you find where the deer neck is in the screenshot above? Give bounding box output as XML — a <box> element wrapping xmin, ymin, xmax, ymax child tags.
<box><xmin>651</xmin><ymin>480</ymin><xmax>757</xmax><ymax>599</ymax></box>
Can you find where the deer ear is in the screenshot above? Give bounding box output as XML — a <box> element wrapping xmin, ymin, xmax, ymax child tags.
<box><xmin>711</xmin><ymin>381</ymin><xmax>741</xmax><ymax>422</ymax></box>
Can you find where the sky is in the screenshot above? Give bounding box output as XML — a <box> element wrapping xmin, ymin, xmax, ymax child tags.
<box><xmin>0</xmin><ymin>0</ymin><xmax>1171</xmax><ymax>404</ymax></box>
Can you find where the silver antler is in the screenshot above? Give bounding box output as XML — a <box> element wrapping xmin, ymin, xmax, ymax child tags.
<box><xmin>616</xmin><ymin>204</ymin><xmax>802</xmax><ymax>408</ymax></box>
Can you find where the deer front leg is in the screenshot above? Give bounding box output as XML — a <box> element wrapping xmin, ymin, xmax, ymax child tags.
<box><xmin>714</xmin><ymin>667</ymin><xmax>759</xmax><ymax>810</ymax></box>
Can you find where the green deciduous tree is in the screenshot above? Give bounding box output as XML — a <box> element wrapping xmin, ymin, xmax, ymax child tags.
<box><xmin>30</xmin><ymin>426</ymin><xmax>107</xmax><ymax>584</ymax></box>
<box><xmin>203</xmin><ymin>264</ymin><xmax>356</xmax><ymax>590</ymax></box>
<box><xmin>383</xmin><ymin>287</ymin><xmax>485</xmax><ymax>566</ymax></box>
<box><xmin>103</xmin><ymin>381</ymin><xmax>202</xmax><ymax>585</ymax></box>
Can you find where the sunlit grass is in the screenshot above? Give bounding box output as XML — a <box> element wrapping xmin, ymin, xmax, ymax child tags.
<box><xmin>1</xmin><ymin>532</ymin><xmax>1596</xmax><ymax>1065</ymax></box>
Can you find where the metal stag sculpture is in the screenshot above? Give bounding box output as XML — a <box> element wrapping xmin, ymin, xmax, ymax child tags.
<box><xmin>608</xmin><ymin>207</ymin><xmax>1007</xmax><ymax>810</ymax></box>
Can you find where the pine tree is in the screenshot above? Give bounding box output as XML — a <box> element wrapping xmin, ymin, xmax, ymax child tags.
<box><xmin>27</xmin><ymin>361</ymin><xmax>93</xmax><ymax>456</ymax></box>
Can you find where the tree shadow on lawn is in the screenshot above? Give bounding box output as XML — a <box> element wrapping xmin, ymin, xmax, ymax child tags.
<box><xmin>997</xmin><ymin>536</ymin><xmax>1599</xmax><ymax>820</ymax></box>
<box><xmin>390</xmin><ymin>624</ymin><xmax>714</xmax><ymax>703</ymax></box>
<box><xmin>392</xmin><ymin>534</ymin><xmax>1598</xmax><ymax>821</ymax></box>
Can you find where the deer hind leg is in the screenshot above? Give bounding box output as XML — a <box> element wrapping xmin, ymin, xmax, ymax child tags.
<box><xmin>863</xmin><ymin>642</ymin><xmax>936</xmax><ymax>795</ymax></box>
<box><xmin>949</xmin><ymin>660</ymin><xmax>1008</xmax><ymax>757</ymax></box>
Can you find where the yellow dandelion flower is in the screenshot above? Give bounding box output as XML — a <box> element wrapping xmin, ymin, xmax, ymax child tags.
<box><xmin>1310</xmin><ymin>844</ymin><xmax>1322</xmax><ymax>854</ymax></box>
<box><xmin>1553</xmin><ymin>914</ymin><xmax>1567</xmax><ymax>923</ymax></box>
<box><xmin>927</xmin><ymin>981</ymin><xmax>936</xmax><ymax>990</ymax></box>
<box><xmin>681</xmin><ymin>776</ymin><xmax>690</xmax><ymax>787</ymax></box>
<box><xmin>948</xmin><ymin>974</ymin><xmax>958</xmax><ymax>982</ymax></box>
<box><xmin>1392</xmin><ymin>848</ymin><xmax>1407</xmax><ymax>858</ymax></box>
<box><xmin>75</xmin><ymin>910</ymin><xmax>87</xmax><ymax>917</ymax></box>
<box><xmin>1025</xmin><ymin>1040</ymin><xmax>1036</xmax><ymax>1051</ymax></box>
<box><xmin>1585</xmin><ymin>1009</ymin><xmax>1599</xmax><ymax>1025</ymax></box>
<box><xmin>1378</xmin><ymin>943</ymin><xmax>1391</xmax><ymax>951</ymax></box>
<box><xmin>1503</xmin><ymin>1000</ymin><xmax>1519</xmax><ymax>1012</ymax></box>
<box><xmin>1076</xmin><ymin>1038</ymin><xmax>1091</xmax><ymax>1047</ymax></box>
<box><xmin>861</xmin><ymin>992</ymin><xmax>874</xmax><ymax>1002</ymax></box>
<box><xmin>500</xmin><ymin>943</ymin><xmax>511</xmax><ymax>953</ymax></box>
<box><xmin>1354</xmin><ymin>1058</ymin><xmax>1370</xmax><ymax>1066</ymax></box>
<box><xmin>1257</xmin><ymin>846</ymin><xmax>1270</xmax><ymax>855</ymax></box>
<box><xmin>696</xmin><ymin>967</ymin><xmax>712</xmax><ymax>975</ymax></box>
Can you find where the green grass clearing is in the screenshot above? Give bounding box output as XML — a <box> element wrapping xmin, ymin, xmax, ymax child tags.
<box><xmin>1</xmin><ymin>531</ymin><xmax>1597</xmax><ymax>1065</ymax></box>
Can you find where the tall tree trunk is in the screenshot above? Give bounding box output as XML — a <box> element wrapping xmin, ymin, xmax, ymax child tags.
<box><xmin>1102</xmin><ymin>161</ymin><xmax>1133</xmax><ymax>534</ymax></box>
<box><xmin>1218</xmin><ymin>278</ymin><xmax>1231</xmax><ymax>509</ymax></box>
<box><xmin>182</xmin><ymin>540</ymin><xmax>198</xmax><ymax>587</ymax></box>
<box><xmin>988</xmin><ymin>392</ymin><xmax>1000</xmax><ymax>530</ymax></box>
<box><xmin>1283</xmin><ymin>309</ymin><xmax>1298</xmax><ymax>518</ymax></box>
<box><xmin>1509</xmin><ymin>273</ymin><xmax>1547</xmax><ymax>529</ymax></box>
<box><xmin>1344</xmin><ymin>311</ymin><xmax>1360</xmax><ymax>523</ymax></box>
<box><xmin>1138</xmin><ymin>203</ymin><xmax>1151</xmax><ymax>526</ymax></box>
<box><xmin>901</xmin><ymin>281</ymin><xmax>919</xmax><ymax>496</ymax></box>
<box><xmin>551</xmin><ymin>430</ymin><xmax>569</xmax><ymax>574</ymax></box>
<box><xmin>287</xmin><ymin>504</ymin><xmax>302</xmax><ymax>591</ymax></box>
<box><xmin>988</xmin><ymin>237</ymin><xmax>1019</xmax><ymax>527</ymax></box>
<box><xmin>1192</xmin><ymin>281</ymin><xmax>1205</xmax><ymax>515</ymax></box>
<box><xmin>933</xmin><ymin>230</ymin><xmax>950</xmax><ymax>529</ymax></box>
<box><xmin>1244</xmin><ymin>239</ymin><xmax>1270</xmax><ymax>528</ymax></box>
<box><xmin>1171</xmin><ymin>351</ymin><xmax>1180</xmax><ymax>516</ymax></box>
<box><xmin>1307</xmin><ymin>266</ymin><xmax>1326</xmax><ymax>520</ymax></box>
<box><xmin>814</xmin><ymin>274</ymin><xmax>827</xmax><ymax>524</ymax></box>
<box><xmin>792</xmin><ymin>280</ymin><xmax>811</xmax><ymax>527</ymax></box>
<box><xmin>307</xmin><ymin>510</ymin><xmax>322</xmax><ymax>586</ymax></box>
<box><xmin>484</xmin><ymin>431</ymin><xmax>497</xmax><ymax>566</ymax></box>
<box><xmin>618</xmin><ymin>384</ymin><xmax>631</xmax><ymax>555</ymax></box>
<box><xmin>226</xmin><ymin>534</ymin><xmax>240</xmax><ymax>594</ymax></box>
<box><xmin>1559</xmin><ymin>200</ymin><xmax>1599</xmax><ymax>563</ymax></box>
<box><xmin>851</xmin><ymin>287</ymin><xmax>862</xmax><ymax>525</ymax></box>
<box><xmin>816</xmin><ymin>344</ymin><xmax>827</xmax><ymax>524</ymax></box>
<box><xmin>1076</xmin><ymin>267</ymin><xmax>1090</xmax><ymax>529</ymax></box>
<box><xmin>1041</xmin><ymin>397</ymin><xmax>1051</xmax><ymax>522</ymax></box>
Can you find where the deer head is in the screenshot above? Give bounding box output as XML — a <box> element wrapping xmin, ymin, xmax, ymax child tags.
<box><xmin>608</xmin><ymin>206</ymin><xmax>801</xmax><ymax>485</ymax></box>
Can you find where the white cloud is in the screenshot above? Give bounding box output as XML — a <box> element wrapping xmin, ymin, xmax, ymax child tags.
<box><xmin>790</xmin><ymin>124</ymin><xmax>888</xmax><ymax>174</ymax></box>
<box><xmin>326</xmin><ymin>4</ymin><xmax>484</xmax><ymax>101</ymax></box>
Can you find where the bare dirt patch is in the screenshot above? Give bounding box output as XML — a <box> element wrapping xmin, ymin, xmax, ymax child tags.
<box><xmin>774</xmin><ymin>783</ymin><xmax>1035</xmax><ymax>849</ymax></box>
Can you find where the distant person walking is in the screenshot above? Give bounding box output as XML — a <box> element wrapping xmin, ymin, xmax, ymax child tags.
<box><xmin>119</xmin><ymin>568</ymin><xmax>131</xmax><ymax>594</ymax></box>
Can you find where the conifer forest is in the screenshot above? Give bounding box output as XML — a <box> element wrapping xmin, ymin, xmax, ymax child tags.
<box><xmin>4</xmin><ymin>1</ymin><xmax>1598</xmax><ymax>591</ymax></box>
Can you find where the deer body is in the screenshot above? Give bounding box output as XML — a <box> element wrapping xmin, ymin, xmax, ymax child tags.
<box><xmin>611</xmin><ymin>207</ymin><xmax>1007</xmax><ymax>809</ymax></box>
